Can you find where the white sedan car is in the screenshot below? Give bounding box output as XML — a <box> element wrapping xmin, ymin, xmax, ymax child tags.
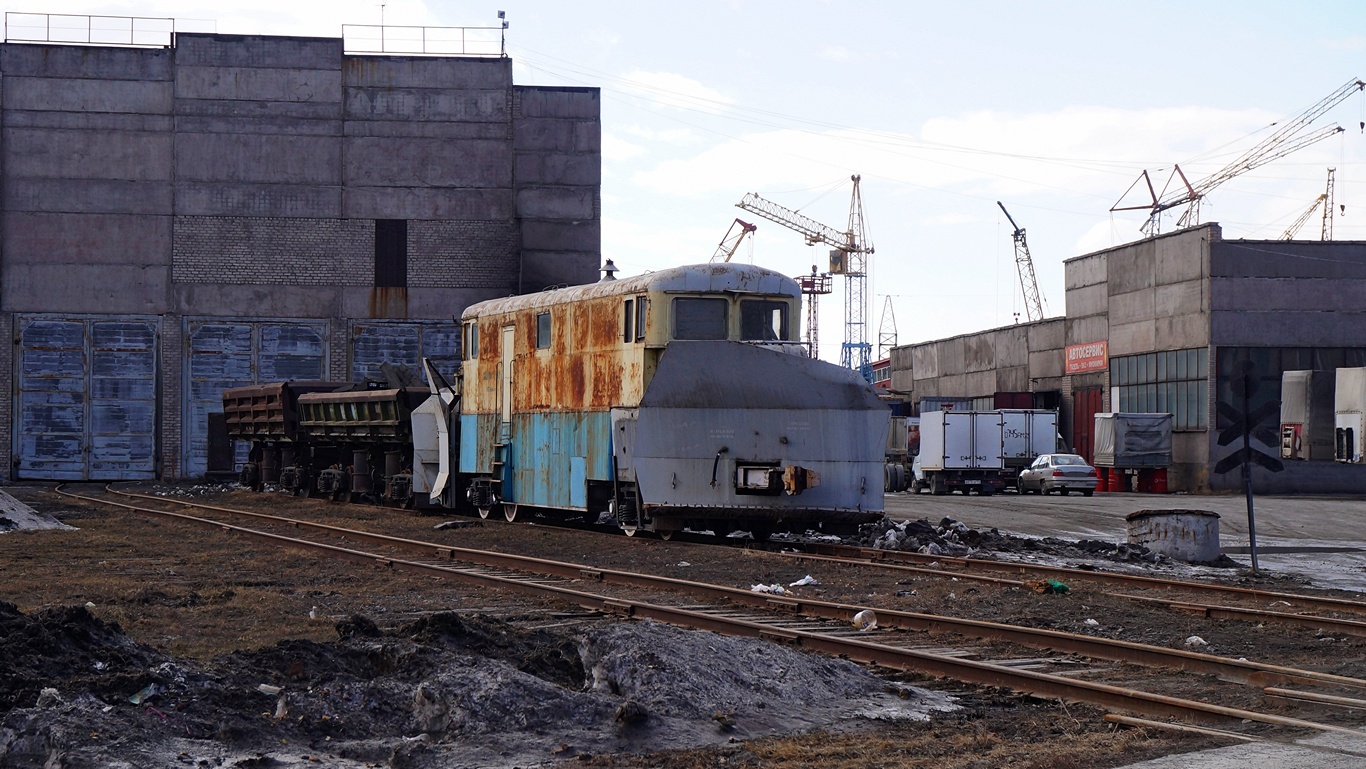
<box><xmin>1017</xmin><ymin>453</ymin><xmax>1098</xmax><ymax>496</ymax></box>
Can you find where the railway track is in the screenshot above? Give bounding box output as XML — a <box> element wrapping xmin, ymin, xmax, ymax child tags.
<box><xmin>58</xmin><ymin>485</ymin><xmax>1366</xmax><ymax>744</ymax></box>
<box><xmin>780</xmin><ymin>547</ymin><xmax>1366</xmax><ymax>639</ymax></box>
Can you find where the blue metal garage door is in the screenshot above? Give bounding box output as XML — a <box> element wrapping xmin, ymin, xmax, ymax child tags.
<box><xmin>15</xmin><ymin>316</ymin><xmax>159</xmax><ymax>480</ymax></box>
<box><xmin>350</xmin><ymin>321</ymin><xmax>460</xmax><ymax>384</ymax></box>
<box><xmin>183</xmin><ymin>319</ymin><xmax>329</xmax><ymax>478</ymax></box>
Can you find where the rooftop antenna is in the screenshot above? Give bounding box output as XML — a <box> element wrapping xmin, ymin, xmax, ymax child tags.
<box><xmin>498</xmin><ymin>10</ymin><xmax>508</xmax><ymax>57</ymax></box>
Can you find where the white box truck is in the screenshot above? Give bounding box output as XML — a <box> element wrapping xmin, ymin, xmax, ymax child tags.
<box><xmin>1335</xmin><ymin>367</ymin><xmax>1366</xmax><ymax>463</ymax></box>
<box><xmin>1280</xmin><ymin>370</ymin><xmax>1334</xmax><ymax>461</ymax></box>
<box><xmin>1000</xmin><ymin>409</ymin><xmax>1059</xmax><ymax>473</ymax></box>
<box><xmin>913</xmin><ymin>410</ymin><xmax>1009</xmax><ymax>495</ymax></box>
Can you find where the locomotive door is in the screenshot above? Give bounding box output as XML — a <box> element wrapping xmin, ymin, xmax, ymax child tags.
<box><xmin>500</xmin><ymin>325</ymin><xmax>514</xmax><ymax>425</ymax></box>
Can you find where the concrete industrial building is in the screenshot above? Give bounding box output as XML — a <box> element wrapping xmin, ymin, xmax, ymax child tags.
<box><xmin>0</xmin><ymin>27</ymin><xmax>600</xmax><ymax>481</ymax></box>
<box><xmin>891</xmin><ymin>223</ymin><xmax>1366</xmax><ymax>494</ymax></box>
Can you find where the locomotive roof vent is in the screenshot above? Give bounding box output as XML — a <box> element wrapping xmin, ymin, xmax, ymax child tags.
<box><xmin>600</xmin><ymin>259</ymin><xmax>619</xmax><ymax>282</ymax></box>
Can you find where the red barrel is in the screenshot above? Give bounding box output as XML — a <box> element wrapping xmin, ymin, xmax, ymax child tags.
<box><xmin>1150</xmin><ymin>468</ymin><xmax>1168</xmax><ymax>494</ymax></box>
<box><xmin>1094</xmin><ymin>467</ymin><xmax>1109</xmax><ymax>492</ymax></box>
<box><xmin>1108</xmin><ymin>468</ymin><xmax>1127</xmax><ymax>493</ymax></box>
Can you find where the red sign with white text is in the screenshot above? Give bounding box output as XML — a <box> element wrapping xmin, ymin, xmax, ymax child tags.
<box><xmin>1065</xmin><ymin>341</ymin><xmax>1108</xmax><ymax>374</ymax></box>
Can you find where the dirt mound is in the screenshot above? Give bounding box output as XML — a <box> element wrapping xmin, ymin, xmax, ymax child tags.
<box><xmin>0</xmin><ymin>606</ymin><xmax>955</xmax><ymax>768</ymax></box>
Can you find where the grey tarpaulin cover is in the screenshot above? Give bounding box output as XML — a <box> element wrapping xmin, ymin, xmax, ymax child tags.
<box><xmin>1093</xmin><ymin>413</ymin><xmax>1172</xmax><ymax>467</ymax></box>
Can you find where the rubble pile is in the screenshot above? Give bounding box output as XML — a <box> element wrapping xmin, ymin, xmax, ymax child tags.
<box><xmin>857</xmin><ymin>516</ymin><xmax>1239</xmax><ymax>568</ymax></box>
<box><xmin>0</xmin><ymin>603</ymin><xmax>955</xmax><ymax>769</ymax></box>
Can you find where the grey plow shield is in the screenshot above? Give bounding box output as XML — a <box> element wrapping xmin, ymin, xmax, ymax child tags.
<box><xmin>611</xmin><ymin>341</ymin><xmax>889</xmax><ymax>525</ymax></box>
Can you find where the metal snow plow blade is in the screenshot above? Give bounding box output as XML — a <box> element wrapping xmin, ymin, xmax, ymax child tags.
<box><xmin>611</xmin><ymin>341</ymin><xmax>888</xmax><ymax>525</ymax></box>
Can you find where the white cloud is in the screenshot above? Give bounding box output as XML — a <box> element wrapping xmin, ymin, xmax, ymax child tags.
<box><xmin>819</xmin><ymin>45</ymin><xmax>851</xmax><ymax>62</ymax></box>
<box><xmin>603</xmin><ymin>133</ymin><xmax>646</xmax><ymax>162</ymax></box>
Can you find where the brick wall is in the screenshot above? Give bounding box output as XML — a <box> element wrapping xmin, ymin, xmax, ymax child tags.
<box><xmin>173</xmin><ymin>216</ymin><xmax>372</xmax><ymax>285</ymax></box>
<box><xmin>409</xmin><ymin>219</ymin><xmax>519</xmax><ymax>289</ymax></box>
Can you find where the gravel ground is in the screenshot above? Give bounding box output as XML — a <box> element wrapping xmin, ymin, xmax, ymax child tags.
<box><xmin>6</xmin><ymin>483</ymin><xmax>1360</xmax><ymax>768</ymax></box>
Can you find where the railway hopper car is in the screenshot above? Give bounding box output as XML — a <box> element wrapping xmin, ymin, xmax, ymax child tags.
<box><xmin>223</xmin><ymin>377</ymin><xmax>428</xmax><ymax>505</ymax></box>
<box><xmin>434</xmin><ymin>262</ymin><xmax>889</xmax><ymax>538</ymax></box>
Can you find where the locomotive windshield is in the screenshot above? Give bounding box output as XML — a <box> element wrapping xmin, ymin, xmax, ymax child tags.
<box><xmin>740</xmin><ymin>299</ymin><xmax>788</xmax><ymax>341</ymax></box>
<box><xmin>673</xmin><ymin>297</ymin><xmax>728</xmax><ymax>339</ymax></box>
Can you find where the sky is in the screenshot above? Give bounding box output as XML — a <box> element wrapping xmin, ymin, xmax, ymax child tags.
<box><xmin>19</xmin><ymin>1</ymin><xmax>1366</xmax><ymax>362</ymax></box>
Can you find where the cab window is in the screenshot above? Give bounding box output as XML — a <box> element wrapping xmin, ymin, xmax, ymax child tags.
<box><xmin>740</xmin><ymin>299</ymin><xmax>788</xmax><ymax>341</ymax></box>
<box><xmin>536</xmin><ymin>312</ymin><xmax>551</xmax><ymax>349</ymax></box>
<box><xmin>673</xmin><ymin>297</ymin><xmax>728</xmax><ymax>340</ymax></box>
<box><xmin>463</xmin><ymin>322</ymin><xmax>479</xmax><ymax>360</ymax></box>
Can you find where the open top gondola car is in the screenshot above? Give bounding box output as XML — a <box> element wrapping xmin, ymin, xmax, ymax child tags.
<box><xmin>422</xmin><ymin>262</ymin><xmax>888</xmax><ymax>538</ymax></box>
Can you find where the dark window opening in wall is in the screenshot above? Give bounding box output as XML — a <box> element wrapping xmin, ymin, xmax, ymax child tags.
<box><xmin>635</xmin><ymin>296</ymin><xmax>647</xmax><ymax>341</ymax></box>
<box><xmin>375</xmin><ymin>219</ymin><xmax>408</xmax><ymax>287</ymax></box>
<box><xmin>623</xmin><ymin>299</ymin><xmax>634</xmax><ymax>343</ymax></box>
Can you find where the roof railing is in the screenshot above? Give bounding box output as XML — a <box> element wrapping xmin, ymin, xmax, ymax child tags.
<box><xmin>342</xmin><ymin>24</ymin><xmax>506</xmax><ymax>57</ymax></box>
<box><xmin>3</xmin><ymin>12</ymin><xmax>189</xmax><ymax>47</ymax></box>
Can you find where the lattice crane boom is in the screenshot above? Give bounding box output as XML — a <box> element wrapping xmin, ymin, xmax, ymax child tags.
<box><xmin>1113</xmin><ymin>78</ymin><xmax>1364</xmax><ymax>235</ymax></box>
<box><xmin>1281</xmin><ymin>195</ymin><xmax>1326</xmax><ymax>240</ymax></box>
<box><xmin>710</xmin><ymin>218</ymin><xmax>757</xmax><ymax>263</ymax></box>
<box><xmin>996</xmin><ymin>201</ymin><xmax>1046</xmax><ymax>322</ymax></box>
<box><xmin>737</xmin><ymin>175</ymin><xmax>875</xmax><ymax>378</ymax></box>
<box><xmin>1322</xmin><ymin>167</ymin><xmax>1337</xmax><ymax>241</ymax></box>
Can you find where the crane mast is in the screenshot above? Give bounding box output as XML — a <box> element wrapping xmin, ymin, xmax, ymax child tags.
<box><xmin>1322</xmin><ymin>167</ymin><xmax>1337</xmax><ymax>241</ymax></box>
<box><xmin>737</xmin><ymin>175</ymin><xmax>874</xmax><ymax>379</ymax></box>
<box><xmin>996</xmin><ymin>201</ymin><xmax>1045</xmax><ymax>322</ymax></box>
<box><xmin>1112</xmin><ymin>78</ymin><xmax>1365</xmax><ymax>236</ymax></box>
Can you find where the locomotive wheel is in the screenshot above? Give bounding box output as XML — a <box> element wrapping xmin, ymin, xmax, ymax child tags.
<box><xmin>477</xmin><ymin>506</ymin><xmax>492</xmax><ymax>520</ymax></box>
<box><xmin>749</xmin><ymin>525</ymin><xmax>773</xmax><ymax>543</ymax></box>
<box><xmin>657</xmin><ymin>529</ymin><xmax>677</xmax><ymax>541</ymax></box>
<box><xmin>503</xmin><ymin>503</ymin><xmax>519</xmax><ymax>522</ymax></box>
<box><xmin>621</xmin><ymin>524</ymin><xmax>640</xmax><ymax>537</ymax></box>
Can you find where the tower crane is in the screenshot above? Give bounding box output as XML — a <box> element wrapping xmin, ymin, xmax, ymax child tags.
<box><xmin>709</xmin><ymin>218</ymin><xmax>757</xmax><ymax>263</ymax></box>
<box><xmin>737</xmin><ymin>175</ymin><xmax>874</xmax><ymax>379</ymax></box>
<box><xmin>1112</xmin><ymin>78</ymin><xmax>1365</xmax><ymax>236</ymax></box>
<box><xmin>996</xmin><ymin>201</ymin><xmax>1046</xmax><ymax>322</ymax></box>
<box><xmin>877</xmin><ymin>296</ymin><xmax>898</xmax><ymax>359</ymax></box>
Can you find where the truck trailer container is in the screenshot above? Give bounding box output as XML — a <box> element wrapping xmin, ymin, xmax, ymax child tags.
<box><xmin>913</xmin><ymin>410</ymin><xmax>1009</xmax><ymax>495</ymax></box>
<box><xmin>1335</xmin><ymin>367</ymin><xmax>1366</xmax><ymax>464</ymax></box>
<box><xmin>1000</xmin><ymin>409</ymin><xmax>1059</xmax><ymax>472</ymax></box>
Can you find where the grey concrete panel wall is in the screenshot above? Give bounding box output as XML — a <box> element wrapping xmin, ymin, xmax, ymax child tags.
<box><xmin>1109</xmin><ymin>287</ymin><xmax>1155</xmax><ymax>327</ymax></box>
<box><xmin>344</xmin><ymin>187</ymin><xmax>514</xmax><ymax>220</ymax></box>
<box><xmin>1027</xmin><ymin>319</ymin><xmax>1065</xmax><ymax>350</ymax></box>
<box><xmin>5</xmin><ymin>128</ymin><xmax>172</xmax><ymax>180</ymax></box>
<box><xmin>962</xmin><ymin>334</ymin><xmax>998</xmax><ymax>372</ymax></box>
<box><xmin>516</xmin><ymin>187</ymin><xmax>595</xmax><ymax>220</ymax></box>
<box><xmin>1154</xmin><ymin>313</ymin><xmax>1208</xmax><ymax>351</ymax></box>
<box><xmin>1066</xmin><ymin>316</ymin><xmax>1109</xmax><ymax>346</ymax></box>
<box><xmin>344</xmin><ymin>120</ymin><xmax>508</xmax><ymax>140</ymax></box>
<box><xmin>911</xmin><ymin>345</ymin><xmax>939</xmax><ymax>380</ymax></box>
<box><xmin>345</xmin><ymin>88</ymin><xmax>509</xmax><ymax>122</ymax></box>
<box><xmin>1212</xmin><ymin>239</ymin><xmax>1366</xmax><ymax>279</ymax></box>
<box><xmin>175</xmin><ymin>184</ymin><xmax>342</xmax><ymax>218</ymax></box>
<box><xmin>1109</xmin><ymin>320</ymin><xmax>1155</xmax><ymax>354</ymax></box>
<box><xmin>1210</xmin><ymin>311</ymin><xmax>1366</xmax><ymax>346</ymax></box>
<box><xmin>176</xmin><ymin>115</ymin><xmax>342</xmax><ymax>136</ymax></box>
<box><xmin>175</xmin><ymin>34</ymin><xmax>342</xmax><ymax>69</ymax></box>
<box><xmin>520</xmin><ymin>220</ymin><xmax>600</xmax><ymax>253</ymax></box>
<box><xmin>343</xmin><ymin>57</ymin><xmax>511</xmax><ymax>90</ymax></box>
<box><xmin>175</xmin><ymin>66</ymin><xmax>342</xmax><ymax>104</ymax></box>
<box><xmin>1029</xmin><ymin>349</ymin><xmax>1064</xmax><ymax>379</ymax></box>
<box><xmin>6</xmin><ymin>111</ymin><xmax>173</xmax><ymax>132</ymax></box>
<box><xmin>172</xmin><ymin>283</ymin><xmax>343</xmax><ymax>318</ymax></box>
<box><xmin>1156</xmin><ymin>230</ymin><xmax>1208</xmax><ymax>284</ymax></box>
<box><xmin>6</xmin><ymin>264</ymin><xmax>166</xmax><ymax>314</ymax></box>
<box><xmin>175</xmin><ymin>100</ymin><xmax>342</xmax><ymax>120</ymax></box>
<box><xmin>6</xmin><ymin>179</ymin><xmax>173</xmax><ymax>214</ymax></box>
<box><xmin>1155</xmin><ymin>280</ymin><xmax>1204</xmax><ymax>318</ymax></box>
<box><xmin>5</xmin><ymin>77</ymin><xmax>171</xmax><ymax>113</ymax></box>
<box><xmin>0</xmin><ymin>313</ymin><xmax>11</xmax><ymax>477</ymax></box>
<box><xmin>962</xmin><ymin>370</ymin><xmax>995</xmax><ymax>397</ymax></box>
<box><xmin>176</xmin><ymin>133</ymin><xmax>341</xmax><ymax>184</ymax></box>
<box><xmin>515</xmin><ymin>154</ymin><xmax>601</xmax><ymax>186</ymax></box>
<box><xmin>519</xmin><ymin>252</ymin><xmax>598</xmax><ymax>292</ymax></box>
<box><xmin>344</xmin><ymin>137</ymin><xmax>510</xmax><ymax>187</ymax></box>
<box><xmin>517</xmin><ymin>87</ymin><xmax>603</xmax><ymax>119</ymax></box>
<box><xmin>993</xmin><ymin>327</ymin><xmax>1029</xmax><ymax>368</ymax></box>
<box><xmin>0</xmin><ymin>43</ymin><xmax>172</xmax><ymax>79</ymax></box>
<box><xmin>889</xmin><ymin>346</ymin><xmax>914</xmax><ymax>392</ymax></box>
<box><xmin>1065</xmin><ymin>282</ymin><xmax>1108</xmax><ymax>318</ymax></box>
<box><xmin>1106</xmin><ymin>241</ymin><xmax>1156</xmax><ymax>295</ymax></box>
<box><xmin>1064</xmin><ymin>252</ymin><xmax>1106</xmax><ymax>290</ymax></box>
<box><xmin>995</xmin><ymin>366</ymin><xmax>1030</xmax><ymax>392</ymax></box>
<box><xmin>514</xmin><ymin>118</ymin><xmax>599</xmax><ymax>153</ymax></box>
<box><xmin>4</xmin><ymin>212</ymin><xmax>170</xmax><ymax>264</ymax></box>
<box><xmin>1210</xmin><ymin>277</ymin><xmax>1366</xmax><ymax>312</ymax></box>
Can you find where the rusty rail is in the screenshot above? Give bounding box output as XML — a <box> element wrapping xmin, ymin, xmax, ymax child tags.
<box><xmin>56</xmin><ymin>485</ymin><xmax>1366</xmax><ymax>733</ymax></box>
<box><xmin>794</xmin><ymin>542</ymin><xmax>1366</xmax><ymax>616</ymax></box>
